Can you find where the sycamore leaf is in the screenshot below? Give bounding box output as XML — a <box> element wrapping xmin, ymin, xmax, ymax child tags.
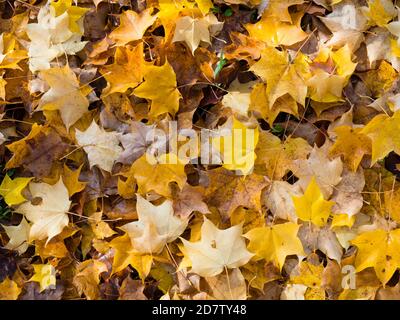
<box><xmin>51</xmin><ymin>0</ymin><xmax>88</xmax><ymax>34</ymax></box>
<box><xmin>351</xmin><ymin>229</ymin><xmax>400</xmax><ymax>285</ymax></box>
<box><xmin>172</xmin><ymin>185</ymin><xmax>209</xmax><ymax>218</ymax></box>
<box><xmin>292</xmin><ymin>176</ymin><xmax>335</xmax><ymax>227</ymax></box>
<box><xmin>366</xmin><ymin>28</ymin><xmax>400</xmax><ymax>71</ymax></box>
<box><xmin>255</xmin><ymin>131</ymin><xmax>311</xmax><ymax>180</ymax></box>
<box><xmin>320</xmin><ymin>1</ymin><xmax>368</xmax><ymax>33</ymax></box>
<box><xmin>307</xmin><ymin>69</ymin><xmax>346</xmax><ymax>103</ymax></box>
<box><xmin>172</xmin><ymin>16</ymin><xmax>210</xmax><ymax>54</ymax></box>
<box><xmin>1</xmin><ymin>217</ymin><xmax>30</xmax><ymax>254</ymax></box>
<box><xmin>128</xmin><ymin>153</ymin><xmax>187</xmax><ymax>198</ymax></box>
<box><xmin>331</xmin><ymin>167</ymin><xmax>365</xmax><ymax>217</ymax></box>
<box><xmin>221</xmin><ymin>79</ymin><xmax>255</xmax><ymax>116</ymax></box>
<box><xmin>361</xmin><ymin>110</ymin><xmax>400</xmax><ymax>164</ymax></box>
<box><xmin>133</xmin><ymin>61</ymin><xmax>181</xmax><ymax>118</ymax></box>
<box><xmin>264</xmin><ymin>0</ymin><xmax>305</xmax><ymax>23</ymax></box>
<box><xmin>16</xmin><ymin>178</ymin><xmax>71</xmax><ymax>242</ymax></box>
<box><xmin>172</xmin><ymin>14</ymin><xmax>223</xmax><ymax>54</ymax></box>
<box><xmin>117</xmin><ymin>122</ymin><xmax>155</xmax><ymax>165</ymax></box>
<box><xmin>100</xmin><ymin>43</ymin><xmax>144</xmax><ymax>96</ymax></box>
<box><xmin>75</xmin><ymin>120</ymin><xmax>123</xmax><ymax>172</ymax></box>
<box><xmin>62</xmin><ymin>164</ymin><xmax>86</xmax><ymax>197</ymax></box>
<box><xmin>363</xmin><ymin>0</ymin><xmax>396</xmax><ymax>27</ymax></box>
<box><xmin>6</xmin><ymin>125</ymin><xmax>69</xmax><ymax>179</ymax></box>
<box><xmin>180</xmin><ymin>217</ymin><xmax>253</xmax><ymax>277</ymax></box>
<box><xmin>29</xmin><ymin>264</ymin><xmax>56</xmax><ymax>292</ymax></box>
<box><xmin>119</xmin><ymin>277</ymin><xmax>148</xmax><ymax>300</ymax></box>
<box><xmin>88</xmin><ymin>211</ymin><xmax>116</xmax><ymax>240</ymax></box>
<box><xmin>250</xmin><ymin>46</ymin><xmax>310</xmax><ymax>110</ymax></box>
<box><xmin>245</xmin><ymin>222</ymin><xmax>305</xmax><ymax>270</ymax></box>
<box><xmin>329</xmin><ymin>126</ymin><xmax>372</xmax><ymax>172</ymax></box>
<box><xmin>246</xmin><ymin>13</ymin><xmax>308</xmax><ymax>47</ymax></box>
<box><xmin>291</xmin><ymin>261</ymin><xmax>324</xmax><ymax>289</ymax></box>
<box><xmin>0</xmin><ymin>175</ymin><xmax>32</xmax><ymax>206</ymax></box>
<box><xmin>120</xmin><ymin>195</ymin><xmax>188</xmax><ymax>254</ymax></box>
<box><xmin>38</xmin><ymin>65</ymin><xmax>90</xmax><ymax>129</ymax></box>
<box><xmin>291</xmin><ymin>143</ymin><xmax>343</xmax><ymax>198</ymax></box>
<box><xmin>0</xmin><ymin>33</ymin><xmax>27</xmax><ymax>70</ymax></box>
<box><xmin>205</xmin><ymin>268</ymin><xmax>247</xmax><ymax>300</ymax></box>
<box><xmin>298</xmin><ymin>223</ymin><xmax>343</xmax><ymax>261</ymax></box>
<box><xmin>211</xmin><ymin>117</ymin><xmax>259</xmax><ymax>175</ymax></box>
<box><xmin>109</xmin><ymin>233</ymin><xmax>153</xmax><ymax>279</ymax></box>
<box><xmin>109</xmin><ymin>9</ymin><xmax>157</xmax><ymax>46</ymax></box>
<box><xmin>361</xmin><ymin>60</ymin><xmax>398</xmax><ymax>97</ymax></box>
<box><xmin>251</xmin><ymin>46</ymin><xmax>310</xmax><ymax>106</ymax></box>
<box><xmin>264</xmin><ymin>181</ymin><xmax>302</xmax><ymax>223</ymax></box>
<box><xmin>73</xmin><ymin>259</ymin><xmax>107</xmax><ymax>300</ymax></box>
<box><xmin>25</xmin><ymin>4</ymin><xmax>86</xmax><ymax>72</ymax></box>
<box><xmin>308</xmin><ymin>45</ymin><xmax>357</xmax><ymax>104</ymax></box>
<box><xmin>205</xmin><ymin>167</ymin><xmax>268</xmax><ymax>221</ymax></box>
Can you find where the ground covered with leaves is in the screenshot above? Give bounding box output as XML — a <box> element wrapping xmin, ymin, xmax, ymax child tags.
<box><xmin>2</xmin><ymin>0</ymin><xmax>400</xmax><ymax>300</ymax></box>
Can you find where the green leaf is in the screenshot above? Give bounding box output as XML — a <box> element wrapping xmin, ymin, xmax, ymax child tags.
<box><xmin>224</xmin><ymin>8</ymin><xmax>233</xmax><ymax>17</ymax></box>
<box><xmin>214</xmin><ymin>55</ymin><xmax>228</xmax><ymax>78</ymax></box>
<box><xmin>211</xmin><ymin>6</ymin><xmax>221</xmax><ymax>14</ymax></box>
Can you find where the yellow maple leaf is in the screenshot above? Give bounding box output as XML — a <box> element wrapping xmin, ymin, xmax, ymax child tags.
<box><xmin>100</xmin><ymin>43</ymin><xmax>144</xmax><ymax>96</ymax></box>
<box><xmin>292</xmin><ymin>176</ymin><xmax>334</xmax><ymax>226</ymax></box>
<box><xmin>109</xmin><ymin>233</ymin><xmax>153</xmax><ymax>280</ymax></box>
<box><xmin>211</xmin><ymin>117</ymin><xmax>259</xmax><ymax>175</ymax></box>
<box><xmin>133</xmin><ymin>61</ymin><xmax>181</xmax><ymax>118</ymax></box>
<box><xmin>245</xmin><ymin>222</ymin><xmax>305</xmax><ymax>270</ymax></box>
<box><xmin>361</xmin><ymin>110</ymin><xmax>400</xmax><ymax>164</ymax></box>
<box><xmin>265</xmin><ymin>0</ymin><xmax>305</xmax><ymax>23</ymax></box>
<box><xmin>29</xmin><ymin>264</ymin><xmax>56</xmax><ymax>292</ymax></box>
<box><xmin>120</xmin><ymin>194</ymin><xmax>188</xmax><ymax>254</ymax></box>
<box><xmin>195</xmin><ymin>0</ymin><xmax>213</xmax><ymax>15</ymax></box>
<box><xmin>255</xmin><ymin>131</ymin><xmax>311</xmax><ymax>180</ymax></box>
<box><xmin>0</xmin><ymin>175</ymin><xmax>32</xmax><ymax>206</ymax></box>
<box><xmin>16</xmin><ymin>178</ymin><xmax>71</xmax><ymax>242</ymax></box>
<box><xmin>128</xmin><ymin>153</ymin><xmax>187</xmax><ymax>198</ymax></box>
<box><xmin>308</xmin><ymin>45</ymin><xmax>357</xmax><ymax>104</ymax></box>
<box><xmin>73</xmin><ymin>259</ymin><xmax>107</xmax><ymax>300</ymax></box>
<box><xmin>38</xmin><ymin>65</ymin><xmax>90</xmax><ymax>130</ymax></box>
<box><xmin>1</xmin><ymin>217</ymin><xmax>30</xmax><ymax>254</ymax></box>
<box><xmin>172</xmin><ymin>14</ymin><xmax>222</xmax><ymax>54</ymax></box>
<box><xmin>157</xmin><ymin>0</ymin><xmax>211</xmax><ymax>37</ymax></box>
<box><xmin>62</xmin><ymin>164</ymin><xmax>86</xmax><ymax>197</ymax></box>
<box><xmin>291</xmin><ymin>261</ymin><xmax>324</xmax><ymax>289</ymax></box>
<box><xmin>363</xmin><ymin>0</ymin><xmax>396</xmax><ymax>27</ymax></box>
<box><xmin>246</xmin><ymin>12</ymin><xmax>308</xmax><ymax>47</ymax></box>
<box><xmin>75</xmin><ymin>120</ymin><xmax>123</xmax><ymax>172</ymax></box>
<box><xmin>109</xmin><ymin>9</ymin><xmax>158</xmax><ymax>46</ymax></box>
<box><xmin>51</xmin><ymin>0</ymin><xmax>88</xmax><ymax>34</ymax></box>
<box><xmin>5</xmin><ymin>123</ymin><xmax>43</xmax><ymax>169</ymax></box>
<box><xmin>351</xmin><ymin>228</ymin><xmax>400</xmax><ymax>285</ymax></box>
<box><xmin>250</xmin><ymin>46</ymin><xmax>310</xmax><ymax>121</ymax></box>
<box><xmin>329</xmin><ymin>126</ymin><xmax>372</xmax><ymax>172</ymax></box>
<box><xmin>362</xmin><ymin>60</ymin><xmax>398</xmax><ymax>97</ymax></box>
<box><xmin>0</xmin><ymin>33</ymin><xmax>27</xmax><ymax>70</ymax></box>
<box><xmin>180</xmin><ymin>217</ymin><xmax>253</xmax><ymax>277</ymax></box>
